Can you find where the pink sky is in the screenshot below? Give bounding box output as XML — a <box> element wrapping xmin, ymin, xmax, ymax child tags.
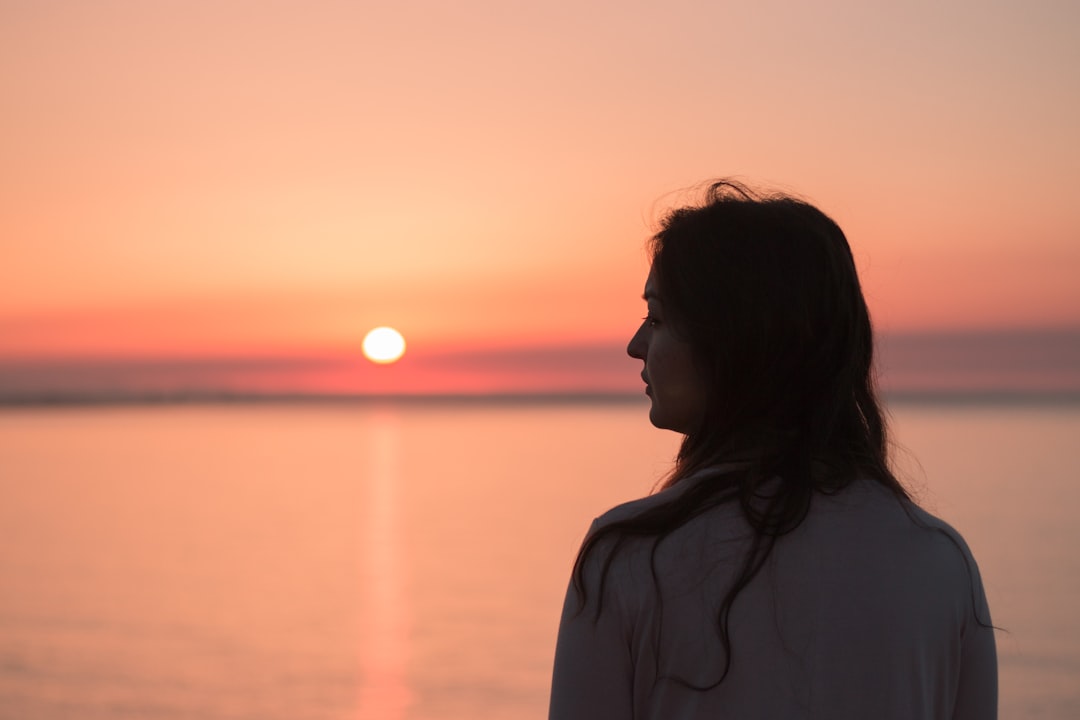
<box><xmin>2</xmin><ymin>1</ymin><xmax>1078</xmax><ymax>394</ymax></box>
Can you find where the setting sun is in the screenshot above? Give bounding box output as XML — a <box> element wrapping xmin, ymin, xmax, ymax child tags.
<box><xmin>362</xmin><ymin>327</ymin><xmax>407</xmax><ymax>364</ymax></box>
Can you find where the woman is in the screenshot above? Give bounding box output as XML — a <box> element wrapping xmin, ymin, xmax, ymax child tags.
<box><xmin>549</xmin><ymin>181</ymin><xmax>997</xmax><ymax>719</ymax></box>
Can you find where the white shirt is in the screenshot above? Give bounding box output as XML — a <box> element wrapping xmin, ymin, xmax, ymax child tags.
<box><xmin>549</xmin><ymin>471</ymin><xmax>997</xmax><ymax>719</ymax></box>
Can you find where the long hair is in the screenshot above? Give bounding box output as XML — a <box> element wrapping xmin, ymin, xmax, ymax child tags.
<box><xmin>572</xmin><ymin>180</ymin><xmax>910</xmax><ymax>687</ymax></box>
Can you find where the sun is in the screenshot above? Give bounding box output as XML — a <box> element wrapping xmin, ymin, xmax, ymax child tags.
<box><xmin>362</xmin><ymin>326</ymin><xmax>407</xmax><ymax>364</ymax></box>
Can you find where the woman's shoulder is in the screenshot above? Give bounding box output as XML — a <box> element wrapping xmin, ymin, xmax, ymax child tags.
<box><xmin>820</xmin><ymin>478</ymin><xmax>974</xmax><ymax>545</ymax></box>
<box><xmin>802</xmin><ymin>479</ymin><xmax>987</xmax><ymax>597</ymax></box>
<box><xmin>591</xmin><ymin>464</ymin><xmax>745</xmax><ymax>530</ymax></box>
<box><xmin>581</xmin><ymin>465</ymin><xmax>750</xmax><ymax>598</ymax></box>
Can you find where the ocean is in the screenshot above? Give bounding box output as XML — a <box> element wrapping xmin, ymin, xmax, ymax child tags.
<box><xmin>1</xmin><ymin>400</ymin><xmax>1077</xmax><ymax>719</ymax></box>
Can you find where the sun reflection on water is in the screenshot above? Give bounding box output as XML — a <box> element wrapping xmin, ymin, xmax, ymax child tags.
<box><xmin>357</xmin><ymin>408</ymin><xmax>411</xmax><ymax>718</ymax></box>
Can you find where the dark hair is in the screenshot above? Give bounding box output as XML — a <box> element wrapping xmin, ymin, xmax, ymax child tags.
<box><xmin>573</xmin><ymin>180</ymin><xmax>910</xmax><ymax>688</ymax></box>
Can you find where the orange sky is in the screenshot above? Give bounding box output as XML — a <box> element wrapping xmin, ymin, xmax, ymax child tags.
<box><xmin>2</xmin><ymin>1</ymin><xmax>1079</xmax><ymax>392</ymax></box>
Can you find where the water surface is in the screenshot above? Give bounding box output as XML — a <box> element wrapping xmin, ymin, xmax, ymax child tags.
<box><xmin>0</xmin><ymin>402</ymin><xmax>1076</xmax><ymax>718</ymax></box>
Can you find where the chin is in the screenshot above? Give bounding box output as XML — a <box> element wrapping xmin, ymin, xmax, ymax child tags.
<box><xmin>648</xmin><ymin>400</ymin><xmax>701</xmax><ymax>435</ymax></box>
<box><xmin>648</xmin><ymin>407</ymin><xmax>682</xmax><ymax>434</ymax></box>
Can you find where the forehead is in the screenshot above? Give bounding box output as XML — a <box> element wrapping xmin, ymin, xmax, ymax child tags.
<box><xmin>643</xmin><ymin>266</ymin><xmax>660</xmax><ymax>301</ymax></box>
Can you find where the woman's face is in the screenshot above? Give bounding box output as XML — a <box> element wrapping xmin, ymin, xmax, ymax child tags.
<box><xmin>627</xmin><ymin>267</ymin><xmax>708</xmax><ymax>434</ymax></box>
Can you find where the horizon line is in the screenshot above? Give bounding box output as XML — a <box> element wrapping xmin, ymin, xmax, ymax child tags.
<box><xmin>3</xmin><ymin>389</ymin><xmax>1080</xmax><ymax>409</ymax></box>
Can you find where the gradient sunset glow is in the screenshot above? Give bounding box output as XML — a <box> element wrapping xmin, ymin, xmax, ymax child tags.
<box><xmin>2</xmin><ymin>1</ymin><xmax>1078</xmax><ymax>397</ymax></box>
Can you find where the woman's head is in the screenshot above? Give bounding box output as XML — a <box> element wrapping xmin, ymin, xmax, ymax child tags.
<box><xmin>630</xmin><ymin>180</ymin><xmax>884</xmax><ymax>482</ymax></box>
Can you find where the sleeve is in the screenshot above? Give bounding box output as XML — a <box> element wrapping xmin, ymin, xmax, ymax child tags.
<box><xmin>548</xmin><ymin>522</ymin><xmax>636</xmax><ymax>720</ymax></box>
<box><xmin>951</xmin><ymin>554</ymin><xmax>998</xmax><ymax>720</ymax></box>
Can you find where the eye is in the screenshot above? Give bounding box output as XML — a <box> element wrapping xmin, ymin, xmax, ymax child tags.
<box><xmin>643</xmin><ymin>314</ymin><xmax>660</xmax><ymax>328</ymax></box>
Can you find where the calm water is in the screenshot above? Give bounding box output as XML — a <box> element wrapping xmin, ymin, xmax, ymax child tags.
<box><xmin>0</xmin><ymin>401</ymin><xmax>1077</xmax><ymax>719</ymax></box>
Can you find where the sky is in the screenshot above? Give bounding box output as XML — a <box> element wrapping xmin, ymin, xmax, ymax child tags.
<box><xmin>2</xmin><ymin>0</ymin><xmax>1078</xmax><ymax>395</ymax></box>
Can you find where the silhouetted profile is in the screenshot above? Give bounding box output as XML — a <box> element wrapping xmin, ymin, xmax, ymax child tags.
<box><xmin>549</xmin><ymin>181</ymin><xmax>997</xmax><ymax>719</ymax></box>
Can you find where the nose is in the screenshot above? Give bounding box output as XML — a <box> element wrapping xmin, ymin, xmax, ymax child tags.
<box><xmin>627</xmin><ymin>321</ymin><xmax>647</xmax><ymax>360</ymax></box>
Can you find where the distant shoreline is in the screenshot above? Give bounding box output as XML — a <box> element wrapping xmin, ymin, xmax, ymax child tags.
<box><xmin>2</xmin><ymin>390</ymin><xmax>1079</xmax><ymax>408</ymax></box>
<box><xmin>0</xmin><ymin>391</ymin><xmax>648</xmax><ymax>408</ymax></box>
